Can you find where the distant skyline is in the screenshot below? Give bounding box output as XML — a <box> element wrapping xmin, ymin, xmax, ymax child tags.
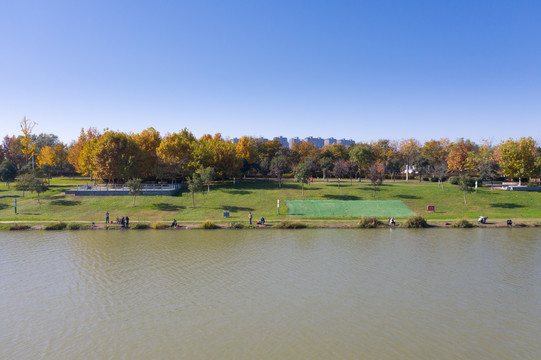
<box><xmin>1</xmin><ymin>1</ymin><xmax>540</xmax><ymax>144</ymax></box>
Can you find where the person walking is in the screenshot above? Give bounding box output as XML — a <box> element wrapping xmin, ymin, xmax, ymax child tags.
<box><xmin>105</xmin><ymin>211</ymin><xmax>109</xmax><ymax>224</ymax></box>
<box><xmin>248</xmin><ymin>211</ymin><xmax>253</xmax><ymax>225</ymax></box>
<box><xmin>126</xmin><ymin>216</ymin><xmax>130</xmax><ymax>228</ymax></box>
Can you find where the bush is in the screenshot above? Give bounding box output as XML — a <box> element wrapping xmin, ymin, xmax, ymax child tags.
<box><xmin>9</xmin><ymin>224</ymin><xmax>30</xmax><ymax>231</ymax></box>
<box><xmin>402</xmin><ymin>215</ymin><xmax>428</xmax><ymax>228</ymax></box>
<box><xmin>423</xmin><ymin>177</ymin><xmax>430</xmax><ymax>181</ymax></box>
<box><xmin>200</xmin><ymin>220</ymin><xmax>220</xmax><ymax>229</ymax></box>
<box><xmin>359</xmin><ymin>217</ymin><xmax>382</xmax><ymax>228</ymax></box>
<box><xmin>133</xmin><ymin>223</ymin><xmax>151</xmax><ymax>229</ymax></box>
<box><xmin>45</xmin><ymin>222</ymin><xmax>67</xmax><ymax>230</ymax></box>
<box><xmin>276</xmin><ymin>221</ymin><xmax>307</xmax><ymax>229</ymax></box>
<box><xmin>229</xmin><ymin>222</ymin><xmax>245</xmax><ymax>229</ymax></box>
<box><xmin>430</xmin><ymin>177</ymin><xmax>439</xmax><ymax>182</ymax></box>
<box><xmin>151</xmin><ymin>221</ymin><xmax>169</xmax><ymax>229</ymax></box>
<box><xmin>67</xmin><ymin>223</ymin><xmax>88</xmax><ymax>230</ymax></box>
<box><xmin>448</xmin><ymin>176</ymin><xmax>459</xmax><ymax>185</ymax></box>
<box><xmin>451</xmin><ymin>219</ymin><xmax>474</xmax><ymax>228</ymax></box>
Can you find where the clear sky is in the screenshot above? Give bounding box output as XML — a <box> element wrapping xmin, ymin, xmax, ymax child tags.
<box><xmin>1</xmin><ymin>0</ymin><xmax>540</xmax><ymax>144</ymax></box>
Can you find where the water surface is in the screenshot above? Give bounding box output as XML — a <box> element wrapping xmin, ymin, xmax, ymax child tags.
<box><xmin>1</xmin><ymin>229</ymin><xmax>540</xmax><ymax>359</ymax></box>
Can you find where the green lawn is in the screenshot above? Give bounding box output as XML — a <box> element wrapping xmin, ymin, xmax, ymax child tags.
<box><xmin>286</xmin><ymin>200</ymin><xmax>413</xmax><ymax>217</ymax></box>
<box><xmin>0</xmin><ymin>178</ymin><xmax>540</xmax><ymax>222</ymax></box>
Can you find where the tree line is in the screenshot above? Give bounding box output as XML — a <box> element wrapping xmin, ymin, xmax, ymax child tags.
<box><xmin>1</xmin><ymin>118</ymin><xmax>541</xmax><ymax>189</ymax></box>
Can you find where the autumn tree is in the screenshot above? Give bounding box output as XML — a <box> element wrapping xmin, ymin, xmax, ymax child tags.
<box><xmin>132</xmin><ymin>127</ymin><xmax>161</xmax><ymax>179</ymax></box>
<box><xmin>68</xmin><ymin>128</ymin><xmax>101</xmax><ymax>174</ymax></box>
<box><xmin>20</xmin><ymin>116</ymin><xmax>37</xmax><ymax>165</ymax></box>
<box><xmin>422</xmin><ymin>138</ymin><xmax>450</xmax><ymax>176</ymax></box>
<box><xmin>495</xmin><ymin>137</ymin><xmax>538</xmax><ymax>185</ymax></box>
<box><xmin>332</xmin><ymin>159</ymin><xmax>349</xmax><ymax>189</ymax></box>
<box><xmin>398</xmin><ymin>138</ymin><xmax>420</xmax><ymax>181</ymax></box>
<box><xmin>93</xmin><ymin>131</ymin><xmax>142</xmax><ymax>182</ymax></box>
<box><xmin>447</xmin><ymin>140</ymin><xmax>474</xmax><ymax>174</ymax></box>
<box><xmin>368</xmin><ymin>160</ymin><xmax>385</xmax><ymax>198</ymax></box>
<box><xmin>2</xmin><ymin>136</ymin><xmax>24</xmax><ymax>168</ymax></box>
<box><xmin>157</xmin><ymin>128</ymin><xmax>196</xmax><ymax>181</ymax></box>
<box><xmin>319</xmin><ymin>156</ymin><xmax>333</xmax><ymax>181</ymax></box>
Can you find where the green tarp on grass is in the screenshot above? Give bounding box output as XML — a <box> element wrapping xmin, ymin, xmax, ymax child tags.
<box><xmin>286</xmin><ymin>200</ymin><xmax>413</xmax><ymax>217</ymax></box>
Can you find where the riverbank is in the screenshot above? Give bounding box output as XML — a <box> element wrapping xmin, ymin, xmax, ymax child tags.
<box><xmin>1</xmin><ymin>178</ymin><xmax>540</xmax><ymax>224</ymax></box>
<box><xmin>2</xmin><ymin>218</ymin><xmax>540</xmax><ymax>230</ymax></box>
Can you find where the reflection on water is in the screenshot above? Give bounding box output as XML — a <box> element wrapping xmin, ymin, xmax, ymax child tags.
<box><xmin>0</xmin><ymin>229</ymin><xmax>540</xmax><ymax>359</ymax></box>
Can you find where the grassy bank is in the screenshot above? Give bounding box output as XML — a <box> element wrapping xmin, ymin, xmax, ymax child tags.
<box><xmin>0</xmin><ymin>178</ymin><xmax>540</xmax><ymax>223</ymax></box>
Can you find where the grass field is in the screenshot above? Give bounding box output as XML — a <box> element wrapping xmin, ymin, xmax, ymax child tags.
<box><xmin>286</xmin><ymin>200</ymin><xmax>413</xmax><ymax>217</ymax></box>
<box><xmin>0</xmin><ymin>178</ymin><xmax>540</xmax><ymax>223</ymax></box>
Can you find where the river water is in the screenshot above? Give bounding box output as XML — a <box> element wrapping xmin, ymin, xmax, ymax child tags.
<box><xmin>1</xmin><ymin>229</ymin><xmax>540</xmax><ymax>359</ymax></box>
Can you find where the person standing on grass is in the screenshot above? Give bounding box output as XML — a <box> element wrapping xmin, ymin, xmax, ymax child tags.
<box><xmin>126</xmin><ymin>216</ymin><xmax>130</xmax><ymax>228</ymax></box>
<box><xmin>248</xmin><ymin>211</ymin><xmax>253</xmax><ymax>225</ymax></box>
<box><xmin>105</xmin><ymin>211</ymin><xmax>109</xmax><ymax>224</ymax></box>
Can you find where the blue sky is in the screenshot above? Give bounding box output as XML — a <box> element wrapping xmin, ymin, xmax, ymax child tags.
<box><xmin>1</xmin><ymin>0</ymin><xmax>540</xmax><ymax>144</ymax></box>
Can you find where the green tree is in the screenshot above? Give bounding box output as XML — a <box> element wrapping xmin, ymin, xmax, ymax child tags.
<box><xmin>458</xmin><ymin>174</ymin><xmax>474</xmax><ymax>205</ymax></box>
<box><xmin>294</xmin><ymin>163</ymin><xmax>311</xmax><ymax>196</ymax></box>
<box><xmin>15</xmin><ymin>172</ymin><xmax>32</xmax><ymax>197</ymax></box>
<box><xmin>126</xmin><ymin>178</ymin><xmax>143</xmax><ymax>206</ymax></box>
<box><xmin>200</xmin><ymin>167</ymin><xmax>216</xmax><ymax>193</ymax></box>
<box><xmin>270</xmin><ymin>155</ymin><xmax>289</xmax><ymax>188</ymax></box>
<box><xmin>0</xmin><ymin>159</ymin><xmax>18</xmax><ymax>189</ymax></box>
<box><xmin>187</xmin><ymin>174</ymin><xmax>202</xmax><ymax>208</ymax></box>
<box><xmin>349</xmin><ymin>144</ymin><xmax>372</xmax><ymax>181</ymax></box>
<box><xmin>319</xmin><ymin>156</ymin><xmax>333</xmax><ymax>181</ymax></box>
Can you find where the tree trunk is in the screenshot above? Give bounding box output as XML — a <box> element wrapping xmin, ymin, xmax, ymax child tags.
<box><xmin>37</xmin><ymin>192</ymin><xmax>40</xmax><ymax>204</ymax></box>
<box><xmin>302</xmin><ymin>183</ymin><xmax>304</xmax><ymax>196</ymax></box>
<box><xmin>207</xmin><ymin>184</ymin><xmax>210</xmax><ymax>192</ymax></box>
<box><xmin>405</xmin><ymin>164</ymin><xmax>409</xmax><ymax>181</ymax></box>
<box><xmin>338</xmin><ymin>178</ymin><xmax>340</xmax><ymax>189</ymax></box>
<box><xmin>463</xmin><ymin>190</ymin><xmax>467</xmax><ymax>205</ymax></box>
<box><xmin>191</xmin><ymin>192</ymin><xmax>195</xmax><ymax>208</ymax></box>
<box><xmin>133</xmin><ymin>195</ymin><xmax>136</xmax><ymax>206</ymax></box>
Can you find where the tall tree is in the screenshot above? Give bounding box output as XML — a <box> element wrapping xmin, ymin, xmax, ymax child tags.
<box><xmin>398</xmin><ymin>138</ymin><xmax>420</xmax><ymax>181</ymax></box>
<box><xmin>20</xmin><ymin>116</ymin><xmax>37</xmax><ymax>165</ymax></box>
<box><xmin>495</xmin><ymin>137</ymin><xmax>538</xmax><ymax>185</ymax></box>
<box><xmin>457</xmin><ymin>174</ymin><xmax>474</xmax><ymax>205</ymax></box>
<box><xmin>132</xmin><ymin>128</ymin><xmax>161</xmax><ymax>179</ymax></box>
<box><xmin>93</xmin><ymin>131</ymin><xmax>142</xmax><ymax>182</ymax></box>
<box><xmin>349</xmin><ymin>144</ymin><xmax>373</xmax><ymax>181</ymax></box>
<box><xmin>447</xmin><ymin>140</ymin><xmax>474</xmax><ymax>174</ymax></box>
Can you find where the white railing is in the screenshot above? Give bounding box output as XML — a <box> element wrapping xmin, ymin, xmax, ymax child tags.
<box><xmin>75</xmin><ymin>184</ymin><xmax>181</xmax><ymax>191</ymax></box>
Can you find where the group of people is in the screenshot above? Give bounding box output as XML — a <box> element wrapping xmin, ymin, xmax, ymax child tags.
<box><xmin>388</xmin><ymin>217</ymin><xmax>396</xmax><ymax>226</ymax></box>
<box><xmin>105</xmin><ymin>211</ymin><xmax>130</xmax><ymax>228</ymax></box>
<box><xmin>248</xmin><ymin>211</ymin><xmax>265</xmax><ymax>225</ymax></box>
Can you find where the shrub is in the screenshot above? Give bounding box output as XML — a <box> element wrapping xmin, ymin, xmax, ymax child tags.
<box><xmin>448</xmin><ymin>176</ymin><xmax>459</xmax><ymax>185</ymax></box>
<box><xmin>45</xmin><ymin>222</ymin><xmax>67</xmax><ymax>230</ymax></box>
<box><xmin>67</xmin><ymin>223</ymin><xmax>88</xmax><ymax>230</ymax></box>
<box><xmin>402</xmin><ymin>215</ymin><xmax>428</xmax><ymax>228</ymax></box>
<box><xmin>276</xmin><ymin>221</ymin><xmax>307</xmax><ymax>229</ymax></box>
<box><xmin>229</xmin><ymin>222</ymin><xmax>245</xmax><ymax>229</ymax></box>
<box><xmin>9</xmin><ymin>224</ymin><xmax>30</xmax><ymax>231</ymax></box>
<box><xmin>200</xmin><ymin>220</ymin><xmax>220</xmax><ymax>229</ymax></box>
<box><xmin>359</xmin><ymin>217</ymin><xmax>382</xmax><ymax>228</ymax></box>
<box><xmin>151</xmin><ymin>221</ymin><xmax>169</xmax><ymax>229</ymax></box>
<box><xmin>430</xmin><ymin>177</ymin><xmax>439</xmax><ymax>182</ymax></box>
<box><xmin>133</xmin><ymin>223</ymin><xmax>151</xmax><ymax>229</ymax></box>
<box><xmin>451</xmin><ymin>219</ymin><xmax>474</xmax><ymax>228</ymax></box>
